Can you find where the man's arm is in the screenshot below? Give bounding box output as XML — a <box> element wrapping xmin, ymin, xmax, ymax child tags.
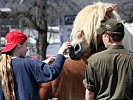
<box><xmin>85</xmin><ymin>89</ymin><xmax>94</xmax><ymax>100</ymax></box>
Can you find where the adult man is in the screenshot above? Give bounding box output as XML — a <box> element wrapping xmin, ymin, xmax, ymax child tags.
<box><xmin>83</xmin><ymin>18</ymin><xmax>133</xmax><ymax>100</ymax></box>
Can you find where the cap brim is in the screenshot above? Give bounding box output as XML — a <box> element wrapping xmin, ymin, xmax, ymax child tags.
<box><xmin>97</xmin><ymin>27</ymin><xmax>105</xmax><ymax>35</ymax></box>
<box><xmin>2</xmin><ymin>44</ymin><xmax>17</xmax><ymax>53</ymax></box>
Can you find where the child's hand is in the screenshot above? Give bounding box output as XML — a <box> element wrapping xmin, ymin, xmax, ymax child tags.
<box><xmin>58</xmin><ymin>42</ymin><xmax>72</xmax><ymax>55</ymax></box>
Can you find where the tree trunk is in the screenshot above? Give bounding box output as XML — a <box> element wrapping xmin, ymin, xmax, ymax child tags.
<box><xmin>38</xmin><ymin>28</ymin><xmax>48</xmax><ymax>60</ymax></box>
<box><xmin>36</xmin><ymin>0</ymin><xmax>48</xmax><ymax>60</ymax></box>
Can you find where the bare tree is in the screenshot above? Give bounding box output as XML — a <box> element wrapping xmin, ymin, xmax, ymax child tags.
<box><xmin>0</xmin><ymin>0</ymin><xmax>48</xmax><ymax>60</ymax></box>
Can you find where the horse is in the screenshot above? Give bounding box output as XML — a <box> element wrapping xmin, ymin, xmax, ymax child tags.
<box><xmin>39</xmin><ymin>2</ymin><xmax>133</xmax><ymax>100</ymax></box>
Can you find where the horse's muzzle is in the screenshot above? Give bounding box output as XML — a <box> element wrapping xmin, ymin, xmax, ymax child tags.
<box><xmin>69</xmin><ymin>43</ymin><xmax>84</xmax><ymax>60</ymax></box>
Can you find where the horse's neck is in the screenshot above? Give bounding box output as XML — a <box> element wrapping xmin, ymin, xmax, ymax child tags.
<box><xmin>82</xmin><ymin>45</ymin><xmax>106</xmax><ymax>64</ymax></box>
<box><xmin>81</xmin><ymin>58</ymin><xmax>87</xmax><ymax>65</ymax></box>
<box><xmin>81</xmin><ymin>52</ymin><xmax>92</xmax><ymax>64</ymax></box>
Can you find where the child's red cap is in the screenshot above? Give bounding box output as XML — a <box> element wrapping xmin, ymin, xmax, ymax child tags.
<box><xmin>2</xmin><ymin>31</ymin><xmax>27</xmax><ymax>53</ymax></box>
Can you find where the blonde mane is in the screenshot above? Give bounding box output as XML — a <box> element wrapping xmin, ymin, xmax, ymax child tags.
<box><xmin>71</xmin><ymin>2</ymin><xmax>121</xmax><ymax>47</ymax></box>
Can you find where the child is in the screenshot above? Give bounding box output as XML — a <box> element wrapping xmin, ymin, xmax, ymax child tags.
<box><xmin>0</xmin><ymin>30</ymin><xmax>72</xmax><ymax>100</ymax></box>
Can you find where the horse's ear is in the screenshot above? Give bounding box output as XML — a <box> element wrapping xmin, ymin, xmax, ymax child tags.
<box><xmin>106</xmin><ymin>4</ymin><xmax>116</xmax><ymax>14</ymax></box>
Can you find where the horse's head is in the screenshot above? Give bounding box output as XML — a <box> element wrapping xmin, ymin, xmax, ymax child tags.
<box><xmin>69</xmin><ymin>2</ymin><xmax>119</xmax><ymax>62</ymax></box>
<box><xmin>69</xmin><ymin>30</ymin><xmax>104</xmax><ymax>63</ymax></box>
<box><xmin>69</xmin><ymin>30</ymin><xmax>91</xmax><ymax>61</ymax></box>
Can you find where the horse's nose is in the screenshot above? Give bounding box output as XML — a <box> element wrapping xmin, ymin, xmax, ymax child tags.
<box><xmin>69</xmin><ymin>44</ymin><xmax>81</xmax><ymax>54</ymax></box>
<box><xmin>69</xmin><ymin>43</ymin><xmax>83</xmax><ymax>60</ymax></box>
<box><xmin>75</xmin><ymin>44</ymin><xmax>79</xmax><ymax>50</ymax></box>
<box><xmin>69</xmin><ymin>44</ymin><xmax>81</xmax><ymax>55</ymax></box>
<box><xmin>74</xmin><ymin>44</ymin><xmax>81</xmax><ymax>54</ymax></box>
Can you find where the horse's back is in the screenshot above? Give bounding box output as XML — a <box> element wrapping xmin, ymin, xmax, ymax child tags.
<box><xmin>39</xmin><ymin>58</ymin><xmax>86</xmax><ymax>100</ymax></box>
